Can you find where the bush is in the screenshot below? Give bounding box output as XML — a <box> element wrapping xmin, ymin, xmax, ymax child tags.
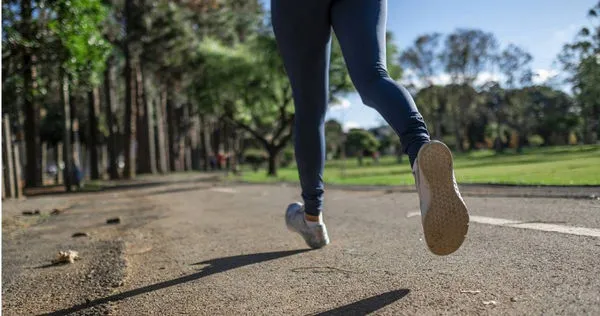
<box><xmin>528</xmin><ymin>135</ymin><xmax>544</xmax><ymax>147</ymax></box>
<box><xmin>281</xmin><ymin>147</ymin><xmax>295</xmax><ymax>167</ymax></box>
<box><xmin>441</xmin><ymin>135</ymin><xmax>457</xmax><ymax>151</ymax></box>
<box><xmin>243</xmin><ymin>149</ymin><xmax>267</xmax><ymax>172</ymax></box>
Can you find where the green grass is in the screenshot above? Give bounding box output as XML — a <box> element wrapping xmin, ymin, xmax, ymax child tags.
<box><xmin>236</xmin><ymin>145</ymin><xmax>600</xmax><ymax>186</ymax></box>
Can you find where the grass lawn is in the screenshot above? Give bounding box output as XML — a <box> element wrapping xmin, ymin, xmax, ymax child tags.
<box><xmin>236</xmin><ymin>145</ymin><xmax>600</xmax><ymax>186</ymax></box>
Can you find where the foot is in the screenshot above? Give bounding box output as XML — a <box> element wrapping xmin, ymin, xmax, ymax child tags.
<box><xmin>413</xmin><ymin>141</ymin><xmax>469</xmax><ymax>255</ymax></box>
<box><xmin>285</xmin><ymin>202</ymin><xmax>329</xmax><ymax>249</ymax></box>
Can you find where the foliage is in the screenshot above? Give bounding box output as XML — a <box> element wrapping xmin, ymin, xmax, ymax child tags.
<box><xmin>400</xmin><ymin>33</ymin><xmax>442</xmax><ymax>86</ymax></box>
<box><xmin>345</xmin><ymin>129</ymin><xmax>380</xmax><ymax>157</ymax></box>
<box><xmin>442</xmin><ymin>29</ymin><xmax>498</xmax><ymax>85</ymax></box>
<box><xmin>528</xmin><ymin>135</ymin><xmax>544</xmax><ymax>147</ymax></box>
<box><xmin>498</xmin><ymin>44</ymin><xmax>533</xmax><ymax>87</ymax></box>
<box><xmin>558</xmin><ymin>1</ymin><xmax>600</xmax><ymax>143</ymax></box>
<box><xmin>49</xmin><ymin>0</ymin><xmax>112</xmax><ymax>87</ymax></box>
<box><xmin>325</xmin><ymin>119</ymin><xmax>344</xmax><ymax>158</ymax></box>
<box><xmin>243</xmin><ymin>148</ymin><xmax>267</xmax><ymax>171</ymax></box>
<box><xmin>281</xmin><ymin>146</ymin><xmax>295</xmax><ymax>167</ymax></box>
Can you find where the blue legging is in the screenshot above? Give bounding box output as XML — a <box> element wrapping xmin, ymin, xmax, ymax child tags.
<box><xmin>272</xmin><ymin>0</ymin><xmax>430</xmax><ymax>216</ymax></box>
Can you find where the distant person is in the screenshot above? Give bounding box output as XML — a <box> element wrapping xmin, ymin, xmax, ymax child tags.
<box><xmin>273</xmin><ymin>0</ymin><xmax>469</xmax><ymax>255</ymax></box>
<box><xmin>209</xmin><ymin>156</ymin><xmax>217</xmax><ymax>170</ymax></box>
<box><xmin>217</xmin><ymin>152</ymin><xmax>226</xmax><ymax>170</ymax></box>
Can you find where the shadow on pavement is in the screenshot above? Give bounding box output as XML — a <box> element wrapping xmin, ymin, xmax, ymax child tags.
<box><xmin>25</xmin><ymin>175</ymin><xmax>221</xmax><ymax>197</ymax></box>
<box><xmin>42</xmin><ymin>249</ymin><xmax>309</xmax><ymax>316</ymax></box>
<box><xmin>143</xmin><ymin>185</ymin><xmax>212</xmax><ymax>196</ymax></box>
<box><xmin>313</xmin><ymin>289</ymin><xmax>410</xmax><ymax>315</ymax></box>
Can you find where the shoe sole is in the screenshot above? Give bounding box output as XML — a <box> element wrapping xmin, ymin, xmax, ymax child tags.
<box><xmin>417</xmin><ymin>141</ymin><xmax>469</xmax><ymax>256</ymax></box>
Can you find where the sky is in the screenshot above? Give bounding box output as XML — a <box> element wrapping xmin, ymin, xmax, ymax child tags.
<box><xmin>262</xmin><ymin>0</ymin><xmax>596</xmax><ymax>130</ymax></box>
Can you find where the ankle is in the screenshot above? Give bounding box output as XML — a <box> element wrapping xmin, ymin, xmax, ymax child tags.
<box><xmin>305</xmin><ymin>214</ymin><xmax>322</xmax><ymax>222</ymax></box>
<box><xmin>304</xmin><ymin>214</ymin><xmax>323</xmax><ymax>227</ymax></box>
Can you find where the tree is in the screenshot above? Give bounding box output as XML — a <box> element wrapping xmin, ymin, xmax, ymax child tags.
<box><xmin>104</xmin><ymin>54</ymin><xmax>120</xmax><ymax>179</ymax></box>
<box><xmin>442</xmin><ymin>29</ymin><xmax>498</xmax><ymax>151</ymax></box>
<box><xmin>122</xmin><ymin>0</ymin><xmax>138</xmax><ymax>179</ymax></box>
<box><xmin>87</xmin><ymin>88</ymin><xmax>101</xmax><ymax>179</ymax></box>
<box><xmin>558</xmin><ymin>1</ymin><xmax>600</xmax><ymax>144</ymax></box>
<box><xmin>400</xmin><ymin>33</ymin><xmax>442</xmax><ymax>87</ymax></box>
<box><xmin>498</xmin><ymin>44</ymin><xmax>533</xmax><ymax>88</ymax></box>
<box><xmin>50</xmin><ymin>0</ymin><xmax>111</xmax><ymax>188</ymax></box>
<box><xmin>524</xmin><ymin>86</ymin><xmax>579</xmax><ymax>146</ymax></box>
<box><xmin>413</xmin><ymin>84</ymin><xmax>449</xmax><ymax>140</ymax></box>
<box><xmin>325</xmin><ymin>119</ymin><xmax>344</xmax><ymax>159</ymax></box>
<box><xmin>496</xmin><ymin>43</ymin><xmax>533</xmax><ymax>152</ymax></box>
<box><xmin>401</xmin><ymin>33</ymin><xmax>446</xmax><ymax>139</ymax></box>
<box><xmin>5</xmin><ymin>0</ymin><xmax>45</xmax><ymax>188</ymax></box>
<box><xmin>345</xmin><ymin>129</ymin><xmax>379</xmax><ymax>165</ymax></box>
<box><xmin>2</xmin><ymin>0</ymin><xmax>110</xmax><ymax>189</ymax></box>
<box><xmin>196</xmin><ymin>33</ymin><xmax>354</xmax><ymax>176</ymax></box>
<box><xmin>138</xmin><ymin>0</ymin><xmax>196</xmax><ymax>173</ymax></box>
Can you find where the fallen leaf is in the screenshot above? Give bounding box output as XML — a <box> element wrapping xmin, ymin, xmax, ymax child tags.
<box><xmin>52</xmin><ymin>250</ymin><xmax>80</xmax><ymax>264</ymax></box>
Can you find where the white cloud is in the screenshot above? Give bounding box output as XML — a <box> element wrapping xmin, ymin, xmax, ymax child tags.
<box><xmin>329</xmin><ymin>97</ymin><xmax>351</xmax><ymax>111</ymax></box>
<box><xmin>403</xmin><ymin>72</ymin><xmax>502</xmax><ymax>89</ymax></box>
<box><xmin>431</xmin><ymin>73</ymin><xmax>453</xmax><ymax>86</ymax></box>
<box><xmin>401</xmin><ymin>72</ymin><xmax>452</xmax><ymax>89</ymax></box>
<box><xmin>532</xmin><ymin>68</ymin><xmax>559</xmax><ymax>85</ymax></box>
<box><xmin>474</xmin><ymin>72</ymin><xmax>503</xmax><ymax>86</ymax></box>
<box><xmin>343</xmin><ymin>121</ymin><xmax>360</xmax><ymax>132</ymax></box>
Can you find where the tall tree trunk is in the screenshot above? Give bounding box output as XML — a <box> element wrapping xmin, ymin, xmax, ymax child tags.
<box><xmin>230</xmin><ymin>131</ymin><xmax>241</xmax><ymax>174</ymax></box>
<box><xmin>135</xmin><ymin>63</ymin><xmax>156</xmax><ymax>174</ymax></box>
<box><xmin>41</xmin><ymin>142</ymin><xmax>47</xmax><ymax>184</ymax></box>
<box><xmin>69</xmin><ymin>90</ymin><xmax>82</xmax><ymax>171</ymax></box>
<box><xmin>166</xmin><ymin>85</ymin><xmax>176</xmax><ymax>171</ymax></box>
<box><xmin>211</xmin><ymin>120</ymin><xmax>220</xmax><ymax>159</ymax></box>
<box><xmin>56</xmin><ymin>143</ymin><xmax>64</xmax><ymax>184</ymax></box>
<box><xmin>155</xmin><ymin>86</ymin><xmax>169</xmax><ymax>173</ymax></box>
<box><xmin>189</xmin><ymin>104</ymin><xmax>201</xmax><ymax>171</ymax></box>
<box><xmin>87</xmin><ymin>88</ymin><xmax>101</xmax><ymax>180</ymax></box>
<box><xmin>182</xmin><ymin>101</ymin><xmax>192</xmax><ymax>171</ymax></box>
<box><xmin>60</xmin><ymin>70</ymin><xmax>73</xmax><ymax>191</ymax></box>
<box><xmin>123</xmin><ymin>24</ymin><xmax>137</xmax><ymax>179</ymax></box>
<box><xmin>144</xmin><ymin>70</ymin><xmax>157</xmax><ymax>174</ymax></box>
<box><xmin>22</xmin><ymin>0</ymin><xmax>41</xmax><ymax>188</ymax></box>
<box><xmin>267</xmin><ymin>146</ymin><xmax>281</xmax><ymax>176</ymax></box>
<box><xmin>104</xmin><ymin>56</ymin><xmax>120</xmax><ymax>179</ymax></box>
<box><xmin>3</xmin><ymin>115</ymin><xmax>16</xmax><ymax>198</ymax></box>
<box><xmin>200</xmin><ymin>114</ymin><xmax>211</xmax><ymax>171</ymax></box>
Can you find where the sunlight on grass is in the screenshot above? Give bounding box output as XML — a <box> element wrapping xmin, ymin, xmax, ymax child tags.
<box><xmin>236</xmin><ymin>145</ymin><xmax>600</xmax><ymax>186</ymax></box>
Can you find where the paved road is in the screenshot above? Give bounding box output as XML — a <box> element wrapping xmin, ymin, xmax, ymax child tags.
<box><xmin>3</xmin><ymin>178</ymin><xmax>600</xmax><ymax>315</ymax></box>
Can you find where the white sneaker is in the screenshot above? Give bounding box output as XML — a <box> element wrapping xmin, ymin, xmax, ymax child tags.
<box><xmin>413</xmin><ymin>141</ymin><xmax>469</xmax><ymax>255</ymax></box>
<box><xmin>285</xmin><ymin>202</ymin><xmax>330</xmax><ymax>249</ymax></box>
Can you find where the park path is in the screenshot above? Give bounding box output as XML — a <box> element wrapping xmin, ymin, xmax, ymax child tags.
<box><xmin>2</xmin><ymin>177</ymin><xmax>600</xmax><ymax>315</ymax></box>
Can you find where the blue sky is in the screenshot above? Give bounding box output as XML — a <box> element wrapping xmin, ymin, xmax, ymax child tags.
<box><xmin>262</xmin><ymin>0</ymin><xmax>595</xmax><ymax>130</ymax></box>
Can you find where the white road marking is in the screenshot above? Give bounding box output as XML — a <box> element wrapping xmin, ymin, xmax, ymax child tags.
<box><xmin>406</xmin><ymin>212</ymin><xmax>600</xmax><ymax>238</ymax></box>
<box><xmin>209</xmin><ymin>187</ymin><xmax>238</xmax><ymax>194</ymax></box>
